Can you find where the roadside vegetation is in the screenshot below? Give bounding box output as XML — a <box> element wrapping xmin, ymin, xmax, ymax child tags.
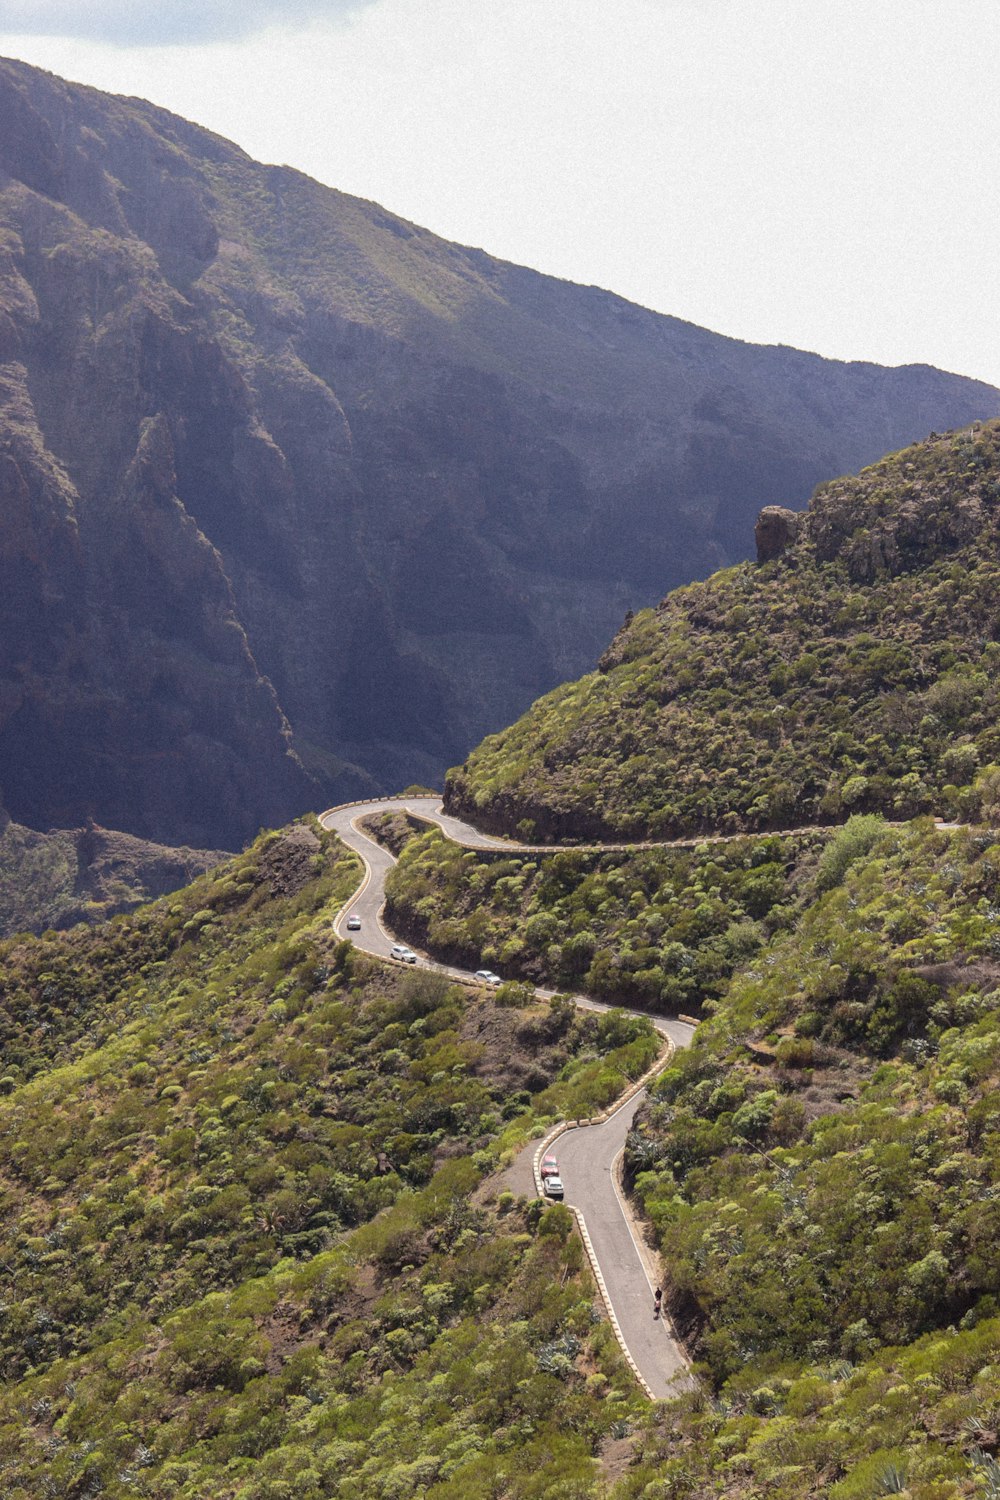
<box><xmin>383</xmin><ymin>816</ymin><xmax>825</xmax><ymax>1015</ymax></box>
<box><xmin>2</xmin><ymin>1163</ymin><xmax>644</xmax><ymax>1500</ymax></box>
<box><xmin>630</xmin><ymin>818</ymin><xmax>1000</xmax><ymax>1368</ymax></box>
<box><xmin>614</xmin><ymin>815</ymin><xmax>1000</xmax><ymax>1496</ymax></box>
<box><xmin>382</xmin><ymin>808</ymin><xmax>1000</xmax><ymax>1496</ymax></box>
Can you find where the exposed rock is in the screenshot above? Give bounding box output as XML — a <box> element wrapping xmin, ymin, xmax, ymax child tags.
<box><xmin>914</xmin><ymin>958</ymin><xmax>1000</xmax><ymax>993</ymax></box>
<box><xmin>256</xmin><ymin>823</ymin><xmax>322</xmax><ymax>900</ymax></box>
<box><xmin>0</xmin><ymin>56</ymin><xmax>997</xmax><ymax>851</ymax></box>
<box><xmin>755</xmin><ymin>506</ymin><xmax>802</xmax><ymax>562</ymax></box>
<box><xmin>0</xmin><ymin>812</ymin><xmax>226</xmax><ymax>936</ymax></box>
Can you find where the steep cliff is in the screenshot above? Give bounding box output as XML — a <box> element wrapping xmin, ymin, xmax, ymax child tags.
<box><xmin>1</xmin><ymin>56</ymin><xmax>997</xmax><ymax>845</ymax></box>
<box><xmin>0</xmin><ymin>804</ymin><xmax>225</xmax><ymax>935</ymax></box>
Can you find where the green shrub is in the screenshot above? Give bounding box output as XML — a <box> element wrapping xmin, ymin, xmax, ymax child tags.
<box><xmin>816</xmin><ymin>813</ymin><xmax>887</xmax><ymax>891</ymax></box>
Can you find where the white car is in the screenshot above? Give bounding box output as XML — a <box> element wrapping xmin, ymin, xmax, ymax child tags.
<box><xmin>474</xmin><ymin>969</ymin><xmax>502</xmax><ymax>987</ymax></box>
<box><xmin>543</xmin><ymin>1174</ymin><xmax>565</xmax><ymax>1200</ymax></box>
<box><xmin>391</xmin><ymin>943</ymin><xmax>418</xmax><ymax>964</ymax></box>
<box><xmin>346</xmin><ymin>914</ymin><xmax>362</xmax><ymax>931</ymax></box>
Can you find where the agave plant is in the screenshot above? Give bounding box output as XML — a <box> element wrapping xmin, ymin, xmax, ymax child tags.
<box><xmin>874</xmin><ymin>1463</ymin><xmax>908</xmax><ymax>1496</ymax></box>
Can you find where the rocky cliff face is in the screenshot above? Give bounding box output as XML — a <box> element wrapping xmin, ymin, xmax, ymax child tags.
<box><xmin>1</xmin><ymin>57</ymin><xmax>998</xmax><ymax>847</ymax></box>
<box><xmin>0</xmin><ymin>807</ymin><xmax>225</xmax><ymax>936</ymax></box>
<box><xmin>754</xmin><ymin>506</ymin><xmax>802</xmax><ymax>561</ymax></box>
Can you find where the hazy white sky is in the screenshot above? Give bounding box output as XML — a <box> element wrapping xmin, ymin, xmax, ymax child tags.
<box><xmin>1</xmin><ymin>0</ymin><xmax>998</xmax><ymax>384</ymax></box>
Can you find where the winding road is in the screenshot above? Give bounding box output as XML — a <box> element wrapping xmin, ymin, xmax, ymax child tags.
<box><xmin>320</xmin><ymin>795</ymin><xmax>696</xmax><ymax>1399</ymax></box>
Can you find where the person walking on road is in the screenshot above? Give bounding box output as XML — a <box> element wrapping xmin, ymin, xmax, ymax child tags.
<box><xmin>653</xmin><ymin>1287</ymin><xmax>662</xmax><ymax>1319</ymax></box>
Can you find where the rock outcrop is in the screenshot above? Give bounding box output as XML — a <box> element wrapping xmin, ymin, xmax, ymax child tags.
<box><xmin>755</xmin><ymin>506</ymin><xmax>802</xmax><ymax>562</ymax></box>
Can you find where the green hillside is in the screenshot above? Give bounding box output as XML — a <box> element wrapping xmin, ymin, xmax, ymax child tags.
<box><xmin>446</xmin><ymin>422</ymin><xmax>1000</xmax><ymax>841</ymax></box>
<box><xmin>375</xmin><ymin>809</ymin><xmax>1000</xmax><ymax>1495</ymax></box>
<box><xmin>635</xmin><ymin>815</ymin><xmax>1000</xmax><ymax>1372</ymax></box>
<box><xmin>620</xmin><ymin>814</ymin><xmax>1000</xmax><ymax>1497</ymax></box>
<box><xmin>0</xmin><ymin>817</ymin><xmax>661</xmax><ymax>1496</ymax></box>
<box><xmin>384</xmin><ymin>816</ymin><xmax>825</xmax><ymax>1013</ymax></box>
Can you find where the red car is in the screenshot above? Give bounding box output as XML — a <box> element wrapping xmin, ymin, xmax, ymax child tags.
<box><xmin>540</xmin><ymin>1155</ymin><xmax>560</xmax><ymax>1179</ymax></box>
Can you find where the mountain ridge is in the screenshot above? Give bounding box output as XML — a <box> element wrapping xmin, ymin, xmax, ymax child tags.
<box><xmin>1</xmin><ymin>54</ymin><xmax>998</xmax><ymax>849</ymax></box>
<box><xmin>445</xmin><ymin>420</ymin><xmax>1000</xmax><ymax>840</ymax></box>
<box><xmin>0</xmin><ymin>797</ymin><xmax>225</xmax><ymax>935</ymax></box>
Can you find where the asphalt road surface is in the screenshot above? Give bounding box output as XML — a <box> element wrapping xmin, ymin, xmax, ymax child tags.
<box><xmin>320</xmin><ymin>795</ymin><xmax>696</xmax><ymax>1398</ymax></box>
<box><xmin>556</xmin><ymin>1097</ymin><xmax>693</xmax><ymax>1397</ymax></box>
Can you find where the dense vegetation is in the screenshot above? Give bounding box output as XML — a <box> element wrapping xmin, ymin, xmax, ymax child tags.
<box><xmin>616</xmin><ymin>815</ymin><xmax>1000</xmax><ymax>1495</ymax></box>
<box><xmin>1</xmin><ymin>1173</ymin><xmax>646</xmax><ymax>1500</ymax></box>
<box><xmin>379</xmin><ymin>804</ymin><xmax>1000</xmax><ymax>1494</ymax></box>
<box><xmin>447</xmin><ymin>423</ymin><xmax>1000</xmax><ymax>842</ymax></box>
<box><xmin>620</xmin><ymin>1320</ymin><xmax>1000</xmax><ymax>1499</ymax></box>
<box><xmin>382</xmin><ymin>814</ymin><xmax>825</xmax><ymax>1014</ymax></box>
<box><xmin>0</xmin><ymin>816</ymin><xmax>663</xmax><ymax>1496</ymax></box>
<box><xmin>630</xmin><ymin>817</ymin><xmax>1000</xmax><ymax>1360</ymax></box>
